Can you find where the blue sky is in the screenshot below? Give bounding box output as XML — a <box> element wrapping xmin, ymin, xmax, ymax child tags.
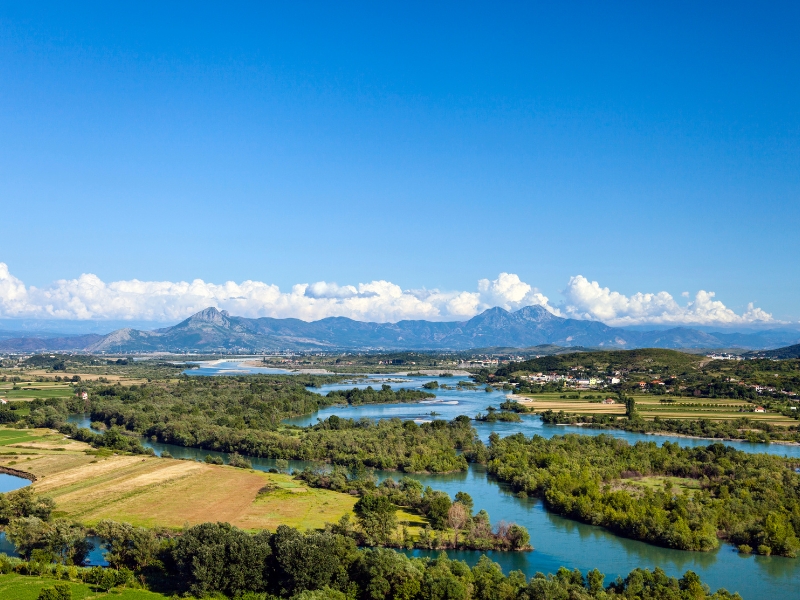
<box><xmin>0</xmin><ymin>2</ymin><xmax>798</xmax><ymax>326</ymax></box>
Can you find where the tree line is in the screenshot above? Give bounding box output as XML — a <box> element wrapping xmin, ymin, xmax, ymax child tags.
<box><xmin>0</xmin><ymin>488</ymin><xmax>742</xmax><ymax>600</ymax></box>
<box><xmin>538</xmin><ymin>409</ymin><xmax>800</xmax><ymax>443</ymax></box>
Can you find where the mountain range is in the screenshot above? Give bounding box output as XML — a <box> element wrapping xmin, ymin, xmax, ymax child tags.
<box><xmin>1</xmin><ymin>306</ymin><xmax>799</xmax><ymax>353</ymax></box>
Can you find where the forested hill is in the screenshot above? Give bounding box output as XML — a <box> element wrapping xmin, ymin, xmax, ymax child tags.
<box><xmin>746</xmin><ymin>343</ymin><xmax>800</xmax><ymax>359</ymax></box>
<box><xmin>1</xmin><ymin>306</ymin><xmax>798</xmax><ymax>352</ymax></box>
<box><xmin>495</xmin><ymin>349</ymin><xmax>704</xmax><ymax>377</ymax></box>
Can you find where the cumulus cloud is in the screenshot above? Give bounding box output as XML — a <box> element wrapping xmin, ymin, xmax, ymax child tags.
<box><xmin>0</xmin><ymin>264</ymin><xmax>555</xmax><ymax>324</ymax></box>
<box><xmin>477</xmin><ymin>273</ymin><xmax>557</xmax><ymax>314</ymax></box>
<box><xmin>561</xmin><ymin>275</ymin><xmax>773</xmax><ymax>326</ymax></box>
<box><xmin>304</xmin><ymin>282</ymin><xmax>360</xmax><ymax>299</ymax></box>
<box><xmin>0</xmin><ymin>263</ymin><xmax>774</xmax><ymax>326</ymax></box>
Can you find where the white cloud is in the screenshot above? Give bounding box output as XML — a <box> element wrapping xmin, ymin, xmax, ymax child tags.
<box><xmin>561</xmin><ymin>275</ymin><xmax>773</xmax><ymax>326</ymax></box>
<box><xmin>477</xmin><ymin>273</ymin><xmax>557</xmax><ymax>314</ymax></box>
<box><xmin>0</xmin><ymin>263</ymin><xmax>774</xmax><ymax>326</ymax></box>
<box><xmin>0</xmin><ymin>264</ymin><xmax>555</xmax><ymax>324</ymax></box>
<box><xmin>304</xmin><ymin>282</ymin><xmax>360</xmax><ymax>299</ymax></box>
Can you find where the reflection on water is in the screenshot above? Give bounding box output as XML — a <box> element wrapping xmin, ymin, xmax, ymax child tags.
<box><xmin>0</xmin><ymin>533</ymin><xmax>107</xmax><ymax>566</ymax></box>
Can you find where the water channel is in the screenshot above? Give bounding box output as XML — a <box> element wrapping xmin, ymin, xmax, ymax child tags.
<box><xmin>37</xmin><ymin>361</ymin><xmax>800</xmax><ymax>597</ymax></box>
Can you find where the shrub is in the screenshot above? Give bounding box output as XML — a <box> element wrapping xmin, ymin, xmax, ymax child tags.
<box><xmin>228</xmin><ymin>452</ymin><xmax>252</xmax><ymax>469</ymax></box>
<box><xmin>36</xmin><ymin>583</ymin><xmax>72</xmax><ymax>600</ymax></box>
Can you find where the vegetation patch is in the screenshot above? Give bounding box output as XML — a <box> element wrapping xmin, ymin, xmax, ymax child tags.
<box><xmin>487</xmin><ymin>433</ymin><xmax>800</xmax><ymax>556</ymax></box>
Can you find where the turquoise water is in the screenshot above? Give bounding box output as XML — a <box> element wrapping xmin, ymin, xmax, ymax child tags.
<box><xmin>61</xmin><ymin>363</ymin><xmax>800</xmax><ymax>598</ymax></box>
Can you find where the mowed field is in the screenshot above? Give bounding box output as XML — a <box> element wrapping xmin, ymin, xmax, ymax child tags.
<box><xmin>0</xmin><ymin>381</ymin><xmax>77</xmax><ymax>400</ymax></box>
<box><xmin>0</xmin><ymin>429</ymin><xmax>356</xmax><ymax>531</ymax></box>
<box><xmin>514</xmin><ymin>392</ymin><xmax>798</xmax><ymax>426</ymax></box>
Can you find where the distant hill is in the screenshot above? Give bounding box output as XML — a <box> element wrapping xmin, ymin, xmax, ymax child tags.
<box><xmin>0</xmin><ymin>305</ymin><xmax>797</xmax><ymax>353</ymax></box>
<box><xmin>495</xmin><ymin>348</ymin><xmax>703</xmax><ymax>377</ymax></box>
<box><xmin>744</xmin><ymin>343</ymin><xmax>800</xmax><ymax>360</ymax></box>
<box><xmin>0</xmin><ymin>334</ymin><xmax>104</xmax><ymax>353</ymax></box>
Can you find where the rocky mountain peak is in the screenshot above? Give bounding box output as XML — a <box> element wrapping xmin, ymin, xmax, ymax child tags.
<box><xmin>183</xmin><ymin>307</ymin><xmax>232</xmax><ymax>328</ymax></box>
<box><xmin>514</xmin><ymin>305</ymin><xmax>559</xmax><ymax>323</ymax></box>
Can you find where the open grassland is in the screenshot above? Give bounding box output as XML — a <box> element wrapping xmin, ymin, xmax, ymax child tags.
<box><xmin>27</xmin><ymin>454</ymin><xmax>356</xmax><ymax>530</ymax></box>
<box><xmin>517</xmin><ymin>392</ymin><xmax>798</xmax><ymax>426</ymax></box>
<box><xmin>611</xmin><ymin>475</ymin><xmax>702</xmax><ymax>498</ymax></box>
<box><xmin>396</xmin><ymin>507</ymin><xmax>428</xmax><ymax>537</ymax></box>
<box><xmin>0</xmin><ymin>574</ymin><xmax>171</xmax><ymax>600</ymax></box>
<box><xmin>0</xmin><ymin>427</ymin><xmax>357</xmax><ymax>531</ymax></box>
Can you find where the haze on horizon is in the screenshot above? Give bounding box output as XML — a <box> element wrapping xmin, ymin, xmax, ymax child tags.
<box><xmin>1</xmin><ymin>3</ymin><xmax>798</xmax><ymax>326</ymax></box>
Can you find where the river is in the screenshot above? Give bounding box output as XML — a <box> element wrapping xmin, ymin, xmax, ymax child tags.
<box><xmin>59</xmin><ymin>362</ymin><xmax>800</xmax><ymax>598</ymax></box>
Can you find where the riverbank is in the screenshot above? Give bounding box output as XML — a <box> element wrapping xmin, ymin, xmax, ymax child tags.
<box><xmin>555</xmin><ymin>421</ymin><xmax>800</xmax><ymax>446</ymax></box>
<box><xmin>541</xmin><ymin>411</ymin><xmax>800</xmax><ymax>446</ymax></box>
<box><xmin>0</xmin><ymin>465</ymin><xmax>37</xmax><ymax>481</ymax></box>
<box><xmin>641</xmin><ymin>430</ymin><xmax>800</xmax><ymax>446</ymax></box>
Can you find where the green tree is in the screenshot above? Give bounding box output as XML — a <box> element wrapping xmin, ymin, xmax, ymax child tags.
<box><xmin>624</xmin><ymin>395</ymin><xmax>636</xmax><ymax>418</ymax></box>
<box><xmin>350</xmin><ymin>547</ymin><xmax>424</xmax><ymax>600</ymax></box>
<box><xmin>354</xmin><ymin>494</ymin><xmax>398</xmax><ymax>544</ymax></box>
<box><xmin>95</xmin><ymin>520</ymin><xmax>159</xmax><ymax>570</ymax></box>
<box><xmin>586</xmin><ymin>568</ymin><xmax>604</xmax><ymax>594</ymax></box>
<box><xmin>506</xmin><ymin>524</ymin><xmax>530</xmax><ymax>550</ymax></box>
<box><xmin>173</xmin><ymin>522</ymin><xmax>271</xmax><ymax>597</ymax></box>
<box><xmin>0</xmin><ymin>488</ymin><xmax>55</xmax><ymax>524</ymax></box>
<box><xmin>424</xmin><ymin>492</ymin><xmax>452</xmax><ymax>530</ymax></box>
<box><xmin>471</xmin><ymin>555</ymin><xmax>525</xmax><ymax>600</ymax></box>
<box><xmin>420</xmin><ymin>553</ymin><xmax>471</xmax><ymax>600</ymax></box>
<box><xmin>5</xmin><ymin>516</ymin><xmax>48</xmax><ymax>559</ymax></box>
<box><xmin>269</xmin><ymin>525</ymin><xmax>356</xmax><ymax>597</ymax></box>
<box><xmin>454</xmin><ymin>492</ymin><xmax>473</xmax><ymax>515</ymax></box>
<box><xmin>44</xmin><ymin>520</ymin><xmax>92</xmax><ymax>565</ymax></box>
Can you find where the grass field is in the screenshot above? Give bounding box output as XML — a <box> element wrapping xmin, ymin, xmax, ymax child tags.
<box><xmin>0</xmin><ymin>427</ymin><xmax>358</xmax><ymax>531</ymax></box>
<box><xmin>515</xmin><ymin>392</ymin><xmax>798</xmax><ymax>426</ymax></box>
<box><xmin>22</xmin><ymin>370</ymin><xmax>150</xmax><ymax>384</ymax></box>
<box><xmin>611</xmin><ymin>475</ymin><xmax>702</xmax><ymax>497</ymax></box>
<box><xmin>0</xmin><ymin>429</ymin><xmax>55</xmax><ymax>447</ymax></box>
<box><xmin>0</xmin><ymin>382</ymin><xmax>76</xmax><ymax>401</ymax></box>
<box><xmin>0</xmin><ymin>574</ymin><xmax>171</xmax><ymax>600</ymax></box>
<box><xmin>25</xmin><ymin>453</ymin><xmax>355</xmax><ymax>530</ymax></box>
